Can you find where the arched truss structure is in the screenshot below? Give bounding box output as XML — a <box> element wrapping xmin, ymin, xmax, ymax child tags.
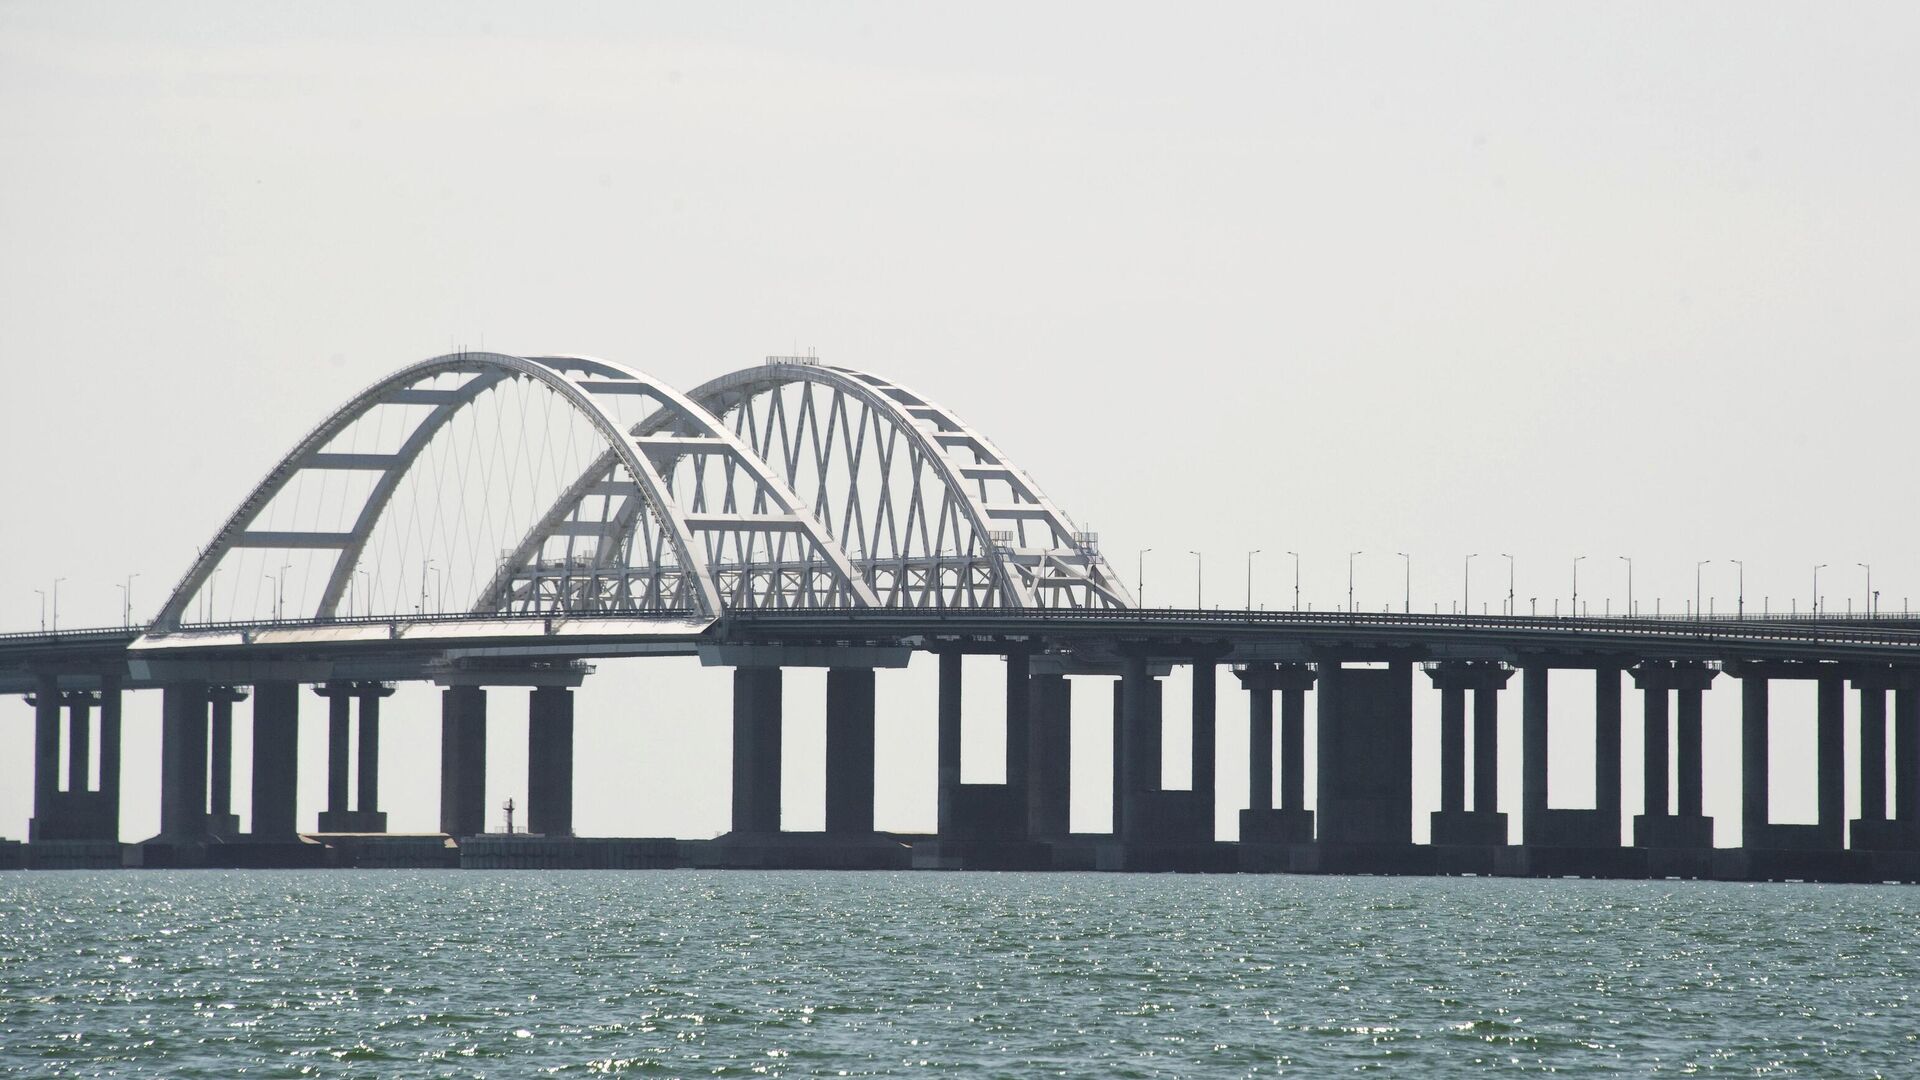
<box><xmin>482</xmin><ymin>361</ymin><xmax>1133</xmax><ymax>611</ymax></box>
<box><xmin>153</xmin><ymin>352</ymin><xmax>876</xmax><ymax>630</ymax></box>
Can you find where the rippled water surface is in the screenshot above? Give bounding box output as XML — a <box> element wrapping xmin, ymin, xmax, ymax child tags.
<box><xmin>3</xmin><ymin>870</ymin><xmax>1918</xmax><ymax>1076</ymax></box>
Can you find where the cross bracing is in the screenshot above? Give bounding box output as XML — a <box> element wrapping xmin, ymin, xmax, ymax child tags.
<box><xmin>154</xmin><ymin>353</ymin><xmax>1126</xmax><ymax>629</ymax></box>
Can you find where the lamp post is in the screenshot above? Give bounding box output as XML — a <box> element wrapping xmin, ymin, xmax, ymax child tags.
<box><xmin>1571</xmin><ymin>556</ymin><xmax>1585</xmax><ymax>618</ymax></box>
<box><xmin>1859</xmin><ymin>562</ymin><xmax>1873</xmax><ymax>616</ymax></box>
<box><xmin>277</xmin><ymin>563</ymin><xmax>292</xmax><ymax>622</ymax></box>
<box><xmin>1463</xmin><ymin>553</ymin><xmax>1477</xmax><ymax>616</ymax></box>
<box><xmin>1190</xmin><ymin>551</ymin><xmax>1203</xmax><ymax>609</ymax></box>
<box><xmin>1694</xmin><ymin>559</ymin><xmax>1712</xmax><ymax>620</ymax></box>
<box><xmin>1287</xmin><ymin>551</ymin><xmax>1300</xmax><ymax>612</ymax></box>
<box><xmin>1246</xmin><ymin>549</ymin><xmax>1261</xmax><ymax>610</ymax></box>
<box><xmin>1731</xmin><ymin>559</ymin><xmax>1744</xmax><ymax>618</ymax></box>
<box><xmin>422</xmin><ymin>559</ymin><xmax>435</xmax><ymax>616</ymax></box>
<box><xmin>1618</xmin><ymin>555</ymin><xmax>1633</xmax><ymax>618</ymax></box>
<box><xmin>119</xmin><ymin>573</ymin><xmax>140</xmax><ymax>628</ymax></box>
<box><xmin>1348</xmin><ymin>551</ymin><xmax>1363</xmax><ymax>614</ymax></box>
<box><xmin>1502</xmin><ymin>553</ymin><xmax>1515</xmax><ymax>616</ymax></box>
<box><xmin>1813</xmin><ymin>563</ymin><xmax>1826</xmax><ymax>617</ymax></box>
<box><xmin>1397</xmin><ymin>552</ymin><xmax>1410</xmax><ymax>613</ymax></box>
<box><xmin>1137</xmin><ymin>548</ymin><xmax>1150</xmax><ymax>608</ymax></box>
<box><xmin>35</xmin><ymin>589</ymin><xmax>45</xmax><ymax>632</ymax></box>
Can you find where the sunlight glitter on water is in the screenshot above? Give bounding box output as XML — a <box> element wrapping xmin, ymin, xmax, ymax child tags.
<box><xmin>1</xmin><ymin>871</ymin><xmax>1917</xmax><ymax>1076</ymax></box>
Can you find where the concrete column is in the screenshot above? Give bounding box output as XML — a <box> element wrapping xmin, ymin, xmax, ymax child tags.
<box><xmin>31</xmin><ymin>676</ymin><xmax>59</xmax><ymax>837</ymax></box>
<box><xmin>1246</xmin><ymin>679</ymin><xmax>1274</xmax><ymax>812</ymax></box>
<box><xmin>66</xmin><ymin>692</ymin><xmax>91</xmax><ymax>793</ymax></box>
<box><xmin>206</xmin><ymin>688</ymin><xmax>243</xmax><ymax>836</ymax></box>
<box><xmin>159</xmin><ymin>682</ymin><xmax>210</xmax><ymax>839</ymax></box>
<box><xmin>527</xmin><ymin>686</ymin><xmax>575</xmax><ymax>837</ymax></box>
<box><xmin>356</xmin><ymin>687</ymin><xmax>384</xmax><ymax>816</ymax></box>
<box><xmin>1280</xmin><ymin>680</ymin><xmax>1307</xmax><ymax>812</ymax></box>
<box><xmin>1028</xmin><ymin>673</ymin><xmax>1071</xmax><ymax>838</ymax></box>
<box><xmin>98</xmin><ymin>675</ymin><xmax>122</xmax><ymax>840</ymax></box>
<box><xmin>250</xmin><ymin>681</ymin><xmax>300</xmax><ymax>838</ymax></box>
<box><xmin>1860</xmin><ymin>685</ymin><xmax>1888</xmax><ymax>821</ymax></box>
<box><xmin>730</xmin><ymin>667</ymin><xmax>783</xmax><ymax>834</ymax></box>
<box><xmin>324</xmin><ymin>685</ymin><xmax>351</xmax><ymax>818</ymax></box>
<box><xmin>1191</xmin><ymin>657</ymin><xmax>1216</xmax><ymax>830</ymax></box>
<box><xmin>1522</xmin><ymin>663</ymin><xmax>1548</xmax><ymax>821</ymax></box>
<box><xmin>1473</xmin><ymin>684</ymin><xmax>1500</xmax><ymax>814</ymax></box>
<box><xmin>1817</xmin><ymin>674</ymin><xmax>1844</xmax><ymax>845</ymax></box>
<box><xmin>1438</xmin><ymin>683</ymin><xmax>1466</xmax><ymax>814</ymax></box>
<box><xmin>1741</xmin><ymin>675</ymin><xmax>1768</xmax><ymax>839</ymax></box>
<box><xmin>937</xmin><ymin>651</ymin><xmax>962</xmax><ymax>836</ymax></box>
<box><xmin>1004</xmin><ymin>651</ymin><xmax>1031</xmax><ymax>801</ymax></box>
<box><xmin>1898</xmin><ymin>685</ymin><xmax>1919</xmax><ymax>825</ymax></box>
<box><xmin>1117</xmin><ymin>653</ymin><xmax>1156</xmax><ymax>841</ymax></box>
<box><xmin>824</xmin><ymin>668</ymin><xmax>876</xmax><ymax>834</ymax></box>
<box><xmin>1642</xmin><ymin>677</ymin><xmax>1670</xmax><ymax>818</ymax></box>
<box><xmin>1676</xmin><ymin>682</ymin><xmax>1705</xmax><ymax>819</ymax></box>
<box><xmin>1595</xmin><ymin>667</ymin><xmax>1622</xmax><ymax>826</ymax></box>
<box><xmin>439</xmin><ymin>685</ymin><xmax>488</xmax><ymax>837</ymax></box>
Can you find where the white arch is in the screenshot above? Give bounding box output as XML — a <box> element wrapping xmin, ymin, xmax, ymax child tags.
<box><xmin>153</xmin><ymin>352</ymin><xmax>878</xmax><ymax>629</ymax></box>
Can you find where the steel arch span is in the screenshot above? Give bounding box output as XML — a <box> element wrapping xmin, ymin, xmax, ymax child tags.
<box><xmin>153</xmin><ymin>352</ymin><xmax>876</xmax><ymax>629</ymax></box>
<box><xmin>487</xmin><ymin>360</ymin><xmax>1133</xmax><ymax>611</ymax></box>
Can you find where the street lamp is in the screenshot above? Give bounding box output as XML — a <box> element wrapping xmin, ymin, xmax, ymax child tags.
<box><xmin>1190</xmin><ymin>551</ymin><xmax>1203</xmax><ymax>608</ymax></box>
<box><xmin>1859</xmin><ymin>562</ymin><xmax>1873</xmax><ymax>617</ymax></box>
<box><xmin>1287</xmin><ymin>551</ymin><xmax>1300</xmax><ymax>612</ymax></box>
<box><xmin>34</xmin><ymin>589</ymin><xmax>46</xmax><ymax>632</ymax></box>
<box><xmin>1397</xmin><ymin>552</ymin><xmax>1410</xmax><ymax>614</ymax></box>
<box><xmin>1618</xmin><ymin>556</ymin><xmax>1633</xmax><ymax>618</ymax></box>
<box><xmin>1246</xmin><ymin>550</ymin><xmax>1261</xmax><ymax>610</ymax></box>
<box><xmin>1348</xmin><ymin>551</ymin><xmax>1363</xmax><ymax>614</ymax></box>
<box><xmin>1464</xmin><ymin>553</ymin><xmax>1478</xmax><ymax>616</ymax></box>
<box><xmin>422</xmin><ymin>559</ymin><xmax>435</xmax><ymax>615</ymax></box>
<box><xmin>1137</xmin><ymin>548</ymin><xmax>1151</xmax><ymax>608</ymax></box>
<box><xmin>1731</xmin><ymin>559</ymin><xmax>1744</xmax><ymax>618</ymax></box>
<box><xmin>1813</xmin><ymin>563</ymin><xmax>1826</xmax><ymax>617</ymax></box>
<box><xmin>119</xmin><ymin>572</ymin><xmax>141</xmax><ymax>628</ymax></box>
<box><xmin>1502</xmin><ymin>553</ymin><xmax>1515</xmax><ymax>616</ymax></box>
<box><xmin>1571</xmin><ymin>556</ymin><xmax>1585</xmax><ymax>618</ymax></box>
<box><xmin>1694</xmin><ymin>559</ymin><xmax>1712</xmax><ymax>620</ymax></box>
<box><xmin>277</xmin><ymin>563</ymin><xmax>292</xmax><ymax>622</ymax></box>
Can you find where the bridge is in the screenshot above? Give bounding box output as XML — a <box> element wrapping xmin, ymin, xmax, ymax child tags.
<box><xmin>5</xmin><ymin>351</ymin><xmax>1917</xmax><ymax>880</ymax></box>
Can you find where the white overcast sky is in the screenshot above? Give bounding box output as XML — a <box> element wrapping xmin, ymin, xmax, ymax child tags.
<box><xmin>3</xmin><ymin>3</ymin><xmax>1918</xmax><ymax>845</ymax></box>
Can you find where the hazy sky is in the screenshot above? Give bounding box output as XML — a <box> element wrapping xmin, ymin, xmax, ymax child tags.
<box><xmin>4</xmin><ymin>3</ymin><xmax>1918</xmax><ymax>845</ymax></box>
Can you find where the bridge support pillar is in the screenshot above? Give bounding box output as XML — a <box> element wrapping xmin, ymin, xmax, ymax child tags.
<box><xmin>250</xmin><ymin>681</ymin><xmax>300</xmax><ymax>838</ymax></box>
<box><xmin>527</xmin><ymin>686</ymin><xmax>575</xmax><ymax>837</ymax></box>
<box><xmin>1316</xmin><ymin>661</ymin><xmax>1413</xmax><ymax>846</ymax></box>
<box><xmin>1028</xmin><ymin>674</ymin><xmax>1072</xmax><ymax>839</ymax></box>
<box><xmin>1236</xmin><ymin>664</ymin><xmax>1315</xmax><ymax>843</ymax></box>
<box><xmin>936</xmin><ymin>651</ymin><xmax>962</xmax><ymax>835</ymax></box>
<box><xmin>206</xmin><ymin>687</ymin><xmax>245</xmax><ymax>837</ymax></box>
<box><xmin>1191</xmin><ymin>656</ymin><xmax>1217</xmax><ymax>840</ymax></box>
<box><xmin>1632</xmin><ymin>662</ymin><xmax>1716</xmax><ymax>849</ymax></box>
<box><xmin>731</xmin><ymin>667</ymin><xmax>783</xmax><ymax>834</ymax></box>
<box><xmin>1739</xmin><ymin>669</ymin><xmax>1847</xmax><ymax>851</ymax></box>
<box><xmin>439</xmin><ymin>686</ymin><xmax>488</xmax><ymax>838</ymax></box>
<box><xmin>158</xmin><ymin>682</ymin><xmax>211</xmax><ymax>840</ymax></box>
<box><xmin>28</xmin><ymin>677</ymin><xmax>121</xmax><ymax>843</ymax></box>
<box><xmin>1430</xmin><ymin>662</ymin><xmax>1512</xmax><ymax>846</ymax></box>
<box><xmin>1899</xmin><ymin>685</ymin><xmax>1920</xmax><ymax>842</ymax></box>
<box><xmin>317</xmin><ymin>683</ymin><xmax>389</xmax><ymax>833</ymax></box>
<box><xmin>1849</xmin><ymin>669</ymin><xmax>1918</xmax><ymax>850</ymax></box>
<box><xmin>824</xmin><ymin>668</ymin><xmax>876</xmax><ymax>834</ymax></box>
<box><xmin>1114</xmin><ymin>655</ymin><xmax>1166</xmax><ymax>842</ymax></box>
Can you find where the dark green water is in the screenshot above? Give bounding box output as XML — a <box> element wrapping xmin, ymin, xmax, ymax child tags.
<box><xmin>3</xmin><ymin>871</ymin><xmax>1917</xmax><ymax>1076</ymax></box>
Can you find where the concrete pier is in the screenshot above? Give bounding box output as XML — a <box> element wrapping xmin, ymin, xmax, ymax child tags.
<box><xmin>1235</xmin><ymin>663</ymin><xmax>1315</xmax><ymax>843</ymax></box>
<box><xmin>28</xmin><ymin>676</ymin><xmax>120</xmax><ymax>843</ymax></box>
<box><xmin>439</xmin><ymin>685</ymin><xmax>488</xmax><ymax>838</ymax></box>
<box><xmin>1315</xmin><ymin>661</ymin><xmax>1412</xmax><ymax>846</ymax></box>
<box><xmin>823</xmin><ymin>668</ymin><xmax>875</xmax><ymax>834</ymax></box>
<box><xmin>1430</xmin><ymin>661</ymin><xmax>1511</xmax><ymax>846</ymax></box>
<box><xmin>730</xmin><ymin>667</ymin><xmax>783</xmax><ymax>834</ymax></box>
<box><xmin>528</xmin><ymin>685</ymin><xmax>575</xmax><ymax>837</ymax></box>
<box><xmin>206</xmin><ymin>687</ymin><xmax>245</xmax><ymax>836</ymax></box>
<box><xmin>1027</xmin><ymin>673</ymin><xmax>1071</xmax><ymax>839</ymax></box>
<box><xmin>249</xmin><ymin>680</ymin><xmax>300</xmax><ymax>838</ymax></box>
<box><xmin>1632</xmin><ymin>662</ymin><xmax>1716</xmax><ymax>849</ymax></box>
<box><xmin>318</xmin><ymin>682</ymin><xmax>389</xmax><ymax>833</ymax></box>
<box><xmin>158</xmin><ymin>682</ymin><xmax>210</xmax><ymax>839</ymax></box>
